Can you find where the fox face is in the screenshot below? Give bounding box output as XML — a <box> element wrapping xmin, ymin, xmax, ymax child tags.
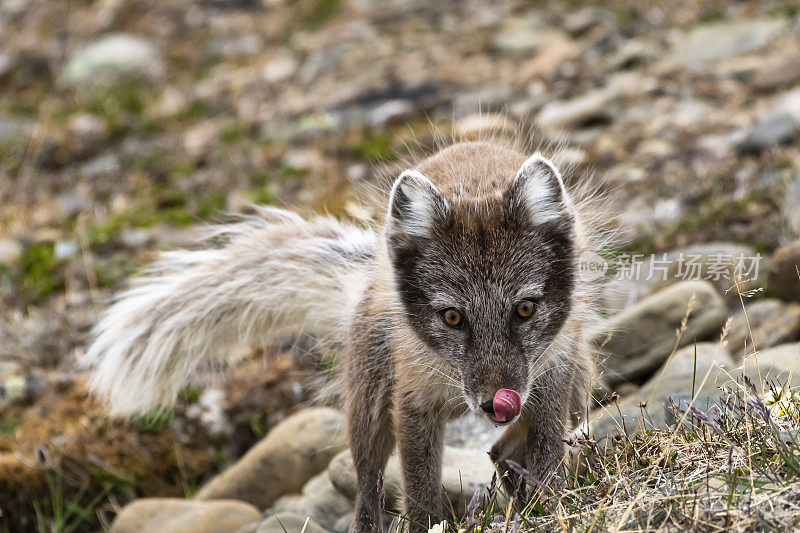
<box><xmin>386</xmin><ymin>153</ymin><xmax>576</xmax><ymax>423</ymax></box>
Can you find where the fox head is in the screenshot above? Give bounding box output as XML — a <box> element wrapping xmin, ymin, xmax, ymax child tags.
<box><xmin>385</xmin><ymin>144</ymin><xmax>576</xmax><ymax>423</ymax></box>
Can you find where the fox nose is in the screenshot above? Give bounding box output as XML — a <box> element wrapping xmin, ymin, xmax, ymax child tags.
<box><xmin>480</xmin><ymin>399</ymin><xmax>494</xmax><ymax>414</ymax></box>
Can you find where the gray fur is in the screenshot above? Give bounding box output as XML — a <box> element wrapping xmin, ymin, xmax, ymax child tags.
<box><xmin>84</xmin><ymin>140</ymin><xmax>600</xmax><ymax>533</ymax></box>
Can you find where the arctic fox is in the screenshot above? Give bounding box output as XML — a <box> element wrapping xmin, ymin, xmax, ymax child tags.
<box><xmin>85</xmin><ymin>139</ymin><xmax>601</xmax><ymax>532</ymax></box>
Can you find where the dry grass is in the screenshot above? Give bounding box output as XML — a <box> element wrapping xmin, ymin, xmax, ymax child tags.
<box><xmin>401</xmin><ymin>376</ymin><xmax>800</xmax><ymax>533</ymax></box>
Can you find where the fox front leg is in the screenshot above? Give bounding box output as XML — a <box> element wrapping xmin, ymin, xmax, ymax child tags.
<box><xmin>345</xmin><ymin>313</ymin><xmax>396</xmax><ymax>533</ymax></box>
<box><xmin>523</xmin><ymin>366</ymin><xmax>575</xmax><ymax>489</ymax></box>
<box><xmin>395</xmin><ymin>394</ymin><xmax>446</xmax><ymax>532</ymax></box>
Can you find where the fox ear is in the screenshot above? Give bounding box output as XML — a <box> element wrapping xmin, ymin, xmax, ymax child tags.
<box><xmin>507</xmin><ymin>154</ymin><xmax>571</xmax><ymax>226</ymax></box>
<box><xmin>386</xmin><ymin>170</ymin><xmax>449</xmax><ymax>251</ymax></box>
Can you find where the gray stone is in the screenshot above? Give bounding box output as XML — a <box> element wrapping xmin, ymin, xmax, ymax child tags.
<box><xmin>591</xmin><ymin>343</ymin><xmax>734</xmax><ymax>439</ymax></box>
<box><xmin>0</xmin><ymin>53</ymin><xmax>12</xmax><ymax>79</ymax></box>
<box><xmin>0</xmin><ymin>240</ymin><xmax>22</xmax><ymax>266</ymax></box>
<box><xmin>262</xmin><ymin>53</ymin><xmax>299</xmax><ymax>84</ymax></box>
<box><xmin>0</xmin><ymin>119</ymin><xmax>31</xmax><ymax>143</ymax></box>
<box><xmin>726</xmin><ymin>299</ymin><xmax>800</xmax><ymax>359</ymax></box>
<box><xmin>592</xmin><ymin>281</ymin><xmax>728</xmax><ymax>385</ymax></box>
<box><xmin>491</xmin><ymin>17</ymin><xmax>550</xmax><ymax>53</ymax></box>
<box><xmin>110</xmin><ymin>498</ymin><xmax>261</xmax><ymax>533</ymax></box>
<box><xmin>119</xmin><ymin>229</ymin><xmax>154</xmax><ymax>248</ymax></box>
<box><xmin>737</xmin><ymin>112</ymin><xmax>799</xmax><ymax>154</ymax></box>
<box><xmin>444</xmin><ymin>413</ymin><xmax>504</xmax><ymax>451</ymax></box>
<box><xmin>649</xmin><ymin>243</ymin><xmax>766</xmax><ymax>305</ymax></box>
<box><xmin>56</xmin><ymin>193</ymin><xmax>89</xmax><ymax>218</ymax></box>
<box><xmin>244</xmin><ymin>513</ymin><xmax>330</xmax><ymax>533</ymax></box>
<box><xmin>669</xmin><ymin>20</ymin><xmax>785</xmax><ymax>66</ymax></box>
<box><xmin>328</xmin><ymin>446</ymin><xmax>494</xmax><ymax>513</ymax></box>
<box><xmin>537</xmin><ymin>86</ymin><xmax>617</xmax><ymax>130</ymax></box>
<box><xmin>183</xmin><ymin>121</ymin><xmax>221</xmax><ymax>159</ymax></box>
<box><xmin>766</xmin><ymin>240</ymin><xmax>800</xmax><ymax>302</ymax></box>
<box><xmin>368</xmin><ymin>99</ymin><xmax>415</xmax><ymax>127</ymax></box>
<box><xmin>53</xmin><ymin>241</ymin><xmax>78</xmax><ymax>260</ymax></box>
<box><xmin>564</xmin><ymin>8</ymin><xmax>615</xmax><ymax>36</ymax></box>
<box><xmin>740</xmin><ymin>342</ymin><xmax>800</xmax><ymax>387</ymax></box>
<box><xmin>271</xmin><ymin>473</ymin><xmax>352</xmax><ymax>530</ymax></box>
<box><xmin>748</xmin><ymin>56</ymin><xmax>800</xmax><ymax>92</ymax></box>
<box><xmin>76</xmin><ymin>154</ymin><xmax>121</xmax><ymax>179</ymax></box>
<box><xmin>783</xmin><ymin>174</ymin><xmax>800</xmax><ymax>236</ymax></box>
<box><xmin>62</xmin><ymin>34</ymin><xmax>165</xmax><ymax>87</ymax></box>
<box><xmin>196</xmin><ymin>407</ymin><xmax>347</xmax><ymax>509</ymax></box>
<box><xmin>68</xmin><ymin>113</ymin><xmax>107</xmax><ymax>147</ymax></box>
<box><xmin>454</xmin><ymin>114</ymin><xmax>517</xmax><ymax>141</ymax></box>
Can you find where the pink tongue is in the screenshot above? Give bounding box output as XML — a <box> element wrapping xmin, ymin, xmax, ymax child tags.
<box><xmin>492</xmin><ymin>389</ymin><xmax>522</xmax><ymax>422</ymax></box>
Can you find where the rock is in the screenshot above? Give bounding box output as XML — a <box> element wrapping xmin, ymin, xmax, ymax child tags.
<box><xmin>62</xmin><ymin>34</ymin><xmax>165</xmax><ymax>87</ymax></box>
<box><xmin>0</xmin><ymin>120</ymin><xmax>26</xmax><ymax>143</ymax></box>
<box><xmin>649</xmin><ymin>243</ymin><xmax>766</xmax><ymax>305</ymax></box>
<box><xmin>607</xmin><ymin>40</ymin><xmax>658</xmax><ymax>71</ymax></box>
<box><xmin>196</xmin><ymin>407</ymin><xmax>346</xmax><ymax>509</ymax></box>
<box><xmin>766</xmin><ymin>240</ymin><xmax>800</xmax><ymax>302</ymax></box>
<box><xmin>518</xmin><ymin>34</ymin><xmax>580</xmax><ymax>80</ymax></box>
<box><xmin>67</xmin><ymin>113</ymin><xmax>106</xmax><ymax>140</ymax></box>
<box><xmin>737</xmin><ymin>112</ymin><xmax>799</xmax><ymax>154</ymax></box>
<box><xmin>53</xmin><ymin>241</ymin><xmax>78</xmax><ymax>260</ymax></box>
<box><xmin>780</xmin><ymin>88</ymin><xmax>800</xmax><ymax>121</ymax></box>
<box><xmin>368</xmin><ymin>99</ymin><xmax>415</xmax><ymax>127</ymax></box>
<box><xmin>726</xmin><ymin>299</ymin><xmax>800</xmax><ymax>359</ymax></box>
<box><xmin>76</xmin><ymin>154</ymin><xmax>121</xmax><ymax>179</ymax></box>
<box><xmin>0</xmin><ymin>374</ymin><xmax>45</xmax><ymax>406</ymax></box>
<box><xmin>783</xmin><ymin>174</ymin><xmax>800</xmax><ymax>237</ymax></box>
<box><xmin>563</xmin><ymin>8</ymin><xmax>615</xmax><ymax>36</ymax></box>
<box><xmin>328</xmin><ymin>446</ymin><xmax>494</xmax><ymax>513</ymax></box>
<box><xmin>593</xmin><ymin>281</ymin><xmax>728</xmax><ymax>385</ymax></box>
<box><xmin>748</xmin><ymin>56</ymin><xmax>800</xmax><ymax>92</ymax></box>
<box><xmin>669</xmin><ymin>19</ymin><xmax>785</xmax><ymax>66</ymax></box>
<box><xmin>591</xmin><ymin>343</ymin><xmax>734</xmax><ymax>439</ymax></box>
<box><xmin>537</xmin><ymin>87</ymin><xmax>616</xmax><ymax>130</ymax></box>
<box><xmin>244</xmin><ymin>513</ymin><xmax>330</xmax><ymax>533</ymax></box>
<box><xmin>0</xmin><ymin>53</ymin><xmax>12</xmax><ymax>79</ymax></box>
<box><xmin>742</xmin><ymin>342</ymin><xmax>800</xmax><ymax>387</ymax></box>
<box><xmin>0</xmin><ymin>240</ymin><xmax>22</xmax><ymax>266</ymax></box>
<box><xmin>118</xmin><ymin>228</ymin><xmax>154</xmax><ymax>248</ymax></box>
<box><xmin>183</xmin><ymin>121</ymin><xmax>221</xmax><ymax>160</ymax></box>
<box><xmin>444</xmin><ymin>413</ymin><xmax>504</xmax><ymax>451</ymax></box>
<box><xmin>271</xmin><ymin>472</ymin><xmax>352</xmax><ymax>530</ymax></box>
<box><xmin>110</xmin><ymin>498</ymin><xmax>261</xmax><ymax>533</ymax></box>
<box><xmin>491</xmin><ymin>17</ymin><xmax>550</xmax><ymax>53</ymax></box>
<box><xmin>454</xmin><ymin>113</ymin><xmax>517</xmax><ymax>140</ymax></box>
<box><xmin>262</xmin><ymin>53</ymin><xmax>299</xmax><ymax>84</ymax></box>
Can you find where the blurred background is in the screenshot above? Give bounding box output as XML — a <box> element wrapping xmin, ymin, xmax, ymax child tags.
<box><xmin>1</xmin><ymin>0</ymin><xmax>799</xmax><ymax>530</ymax></box>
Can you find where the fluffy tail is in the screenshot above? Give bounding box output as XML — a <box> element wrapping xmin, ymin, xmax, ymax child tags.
<box><xmin>83</xmin><ymin>207</ymin><xmax>377</xmax><ymax>415</ymax></box>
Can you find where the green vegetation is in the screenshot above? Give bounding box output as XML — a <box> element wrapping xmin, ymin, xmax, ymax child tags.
<box><xmin>247</xmin><ymin>185</ymin><xmax>279</xmax><ymax>205</ymax></box>
<box><xmin>130</xmin><ymin>409</ymin><xmax>175</xmax><ymax>434</ymax></box>
<box><xmin>298</xmin><ymin>0</ymin><xmax>341</xmax><ymax>29</ymax></box>
<box><xmin>178</xmin><ymin>386</ymin><xmax>203</xmax><ymax>404</ymax></box>
<box><xmin>4</xmin><ymin>242</ymin><xmax>67</xmax><ymax>308</ymax></box>
<box><xmin>247</xmin><ymin>409</ymin><xmax>270</xmax><ymax>439</ymax></box>
<box><xmin>0</xmin><ymin>415</ymin><xmax>23</xmax><ymax>434</ymax></box>
<box><xmin>32</xmin><ymin>470</ymin><xmax>113</xmax><ymax>533</ymax></box>
<box><xmin>351</xmin><ymin>130</ymin><xmax>397</xmax><ymax>163</ymax></box>
<box><xmin>93</xmin><ymin>254</ymin><xmax>136</xmax><ymax>289</ymax></box>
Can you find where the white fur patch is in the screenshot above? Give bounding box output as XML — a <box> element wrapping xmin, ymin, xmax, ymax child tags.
<box><xmin>513</xmin><ymin>154</ymin><xmax>569</xmax><ymax>224</ymax></box>
<box><xmin>387</xmin><ymin>169</ymin><xmax>448</xmax><ymax>238</ymax></box>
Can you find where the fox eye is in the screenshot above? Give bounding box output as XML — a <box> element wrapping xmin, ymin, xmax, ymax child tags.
<box><xmin>515</xmin><ymin>300</ymin><xmax>537</xmax><ymax>319</ymax></box>
<box><xmin>441</xmin><ymin>308</ymin><xmax>463</xmax><ymax>327</ymax></box>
